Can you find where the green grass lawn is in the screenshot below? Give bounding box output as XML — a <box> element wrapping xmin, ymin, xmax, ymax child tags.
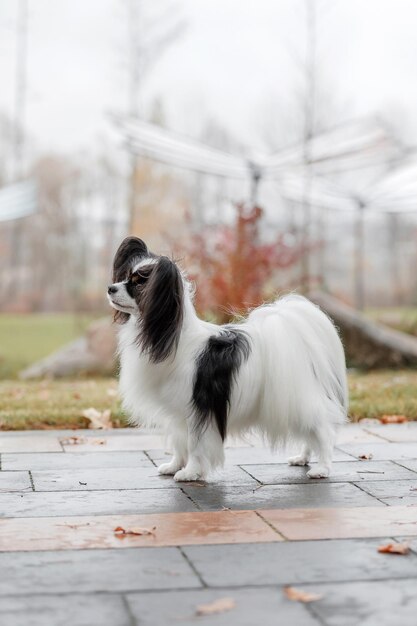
<box><xmin>0</xmin><ymin>313</ymin><xmax>98</xmax><ymax>379</ymax></box>
<box><xmin>1</xmin><ymin>370</ymin><xmax>417</xmax><ymax>430</ymax></box>
<box><xmin>1</xmin><ymin>311</ymin><xmax>417</xmax><ymax>430</ymax></box>
<box><xmin>366</xmin><ymin>307</ymin><xmax>417</xmax><ymax>336</ymax></box>
<box><xmin>0</xmin><ymin>378</ymin><xmax>125</xmax><ymax>430</ymax></box>
<box><xmin>349</xmin><ymin>369</ymin><xmax>417</xmax><ymax>421</ymax></box>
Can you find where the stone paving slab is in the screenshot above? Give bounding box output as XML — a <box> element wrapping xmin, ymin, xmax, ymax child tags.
<box><xmin>336</xmin><ymin>442</ymin><xmax>417</xmax><ymax>461</ymax></box>
<box><xmin>0</xmin><ymin>488</ymin><xmax>198</xmax><ymax>518</ymax></box>
<box><xmin>31</xmin><ymin>467</ymin><xmax>182</xmax><ymax>491</ymax></box>
<box><xmin>183</xmin><ymin>482</ymin><xmax>384</xmax><ymax>510</ymax></box>
<box><xmin>364</xmin><ymin>423</ymin><xmax>417</xmax><ymax>443</ymax></box>
<box><xmin>0</xmin><ymin>471</ymin><xmax>32</xmax><ymax>492</ymax></box>
<box><xmin>182</xmin><ymin>538</ymin><xmax>417</xmax><ymax>587</ymax></box>
<box><xmin>335</xmin><ymin>426</ymin><xmax>387</xmax><ymax>444</ymax></box>
<box><xmin>30</xmin><ymin>466</ymin><xmax>259</xmax><ymax>491</ymax></box>
<box><xmin>61</xmin><ymin>435</ymin><xmax>165</xmax><ymax>452</ymax></box>
<box><xmin>0</xmin><ymin>511</ymin><xmax>282</xmax><ymax>551</ymax></box>
<box><xmin>1</xmin><ymin>451</ymin><xmax>154</xmax><ymax>471</ymax></box>
<box><xmin>147</xmin><ymin>446</ymin><xmax>355</xmax><ymax>465</ymax></box>
<box><xmin>0</xmin><ymin>548</ymin><xmax>201</xmax><ymax>595</ymax></box>
<box><xmin>396</xmin><ymin>459</ymin><xmax>417</xmax><ymax>473</ymax></box>
<box><xmin>260</xmin><ymin>506</ymin><xmax>417</xmax><ymax>540</ymax></box>
<box><xmin>1</xmin><ymin>425</ymin><xmax>416</xmax><ymax>625</ymax></box>
<box><xmin>0</xmin><ymin>594</ymin><xmax>132</xmax><ymax>626</ymax></box>
<box><xmin>241</xmin><ymin>460</ymin><xmax>417</xmax><ymax>484</ymax></box>
<box><xmin>308</xmin><ymin>578</ymin><xmax>417</xmax><ymax>626</ymax></box>
<box><xmin>126</xmin><ymin>587</ymin><xmax>319</xmax><ymax>626</ymax></box>
<box><xmin>355</xmin><ymin>479</ymin><xmax>417</xmax><ymax>506</ymax></box>
<box><xmin>0</xmin><ymin>436</ymin><xmax>62</xmax><ymax>453</ymax></box>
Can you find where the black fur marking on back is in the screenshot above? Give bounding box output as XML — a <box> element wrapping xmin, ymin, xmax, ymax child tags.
<box><xmin>192</xmin><ymin>329</ymin><xmax>251</xmax><ymax>441</ymax></box>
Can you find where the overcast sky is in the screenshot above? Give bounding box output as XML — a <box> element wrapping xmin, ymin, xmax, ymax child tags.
<box><xmin>1</xmin><ymin>0</ymin><xmax>417</xmax><ymax>157</ymax></box>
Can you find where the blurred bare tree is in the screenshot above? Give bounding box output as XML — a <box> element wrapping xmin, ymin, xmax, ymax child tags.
<box><xmin>122</xmin><ymin>0</ymin><xmax>186</xmax><ymax>233</ymax></box>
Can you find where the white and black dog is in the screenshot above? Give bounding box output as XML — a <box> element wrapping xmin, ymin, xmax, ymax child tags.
<box><xmin>108</xmin><ymin>236</ymin><xmax>348</xmax><ymax>481</ymax></box>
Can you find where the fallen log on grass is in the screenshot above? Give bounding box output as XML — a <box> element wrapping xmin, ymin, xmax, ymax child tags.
<box><xmin>311</xmin><ymin>292</ymin><xmax>417</xmax><ymax>368</ymax></box>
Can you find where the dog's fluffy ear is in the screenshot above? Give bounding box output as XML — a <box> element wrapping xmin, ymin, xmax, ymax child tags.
<box><xmin>138</xmin><ymin>256</ymin><xmax>184</xmax><ymax>363</ymax></box>
<box><xmin>112</xmin><ymin>237</ymin><xmax>149</xmax><ymax>324</ymax></box>
<box><xmin>112</xmin><ymin>237</ymin><xmax>149</xmax><ymax>282</ymax></box>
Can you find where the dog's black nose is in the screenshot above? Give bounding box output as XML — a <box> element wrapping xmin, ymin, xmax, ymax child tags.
<box><xmin>108</xmin><ymin>285</ymin><xmax>118</xmax><ymax>295</ymax></box>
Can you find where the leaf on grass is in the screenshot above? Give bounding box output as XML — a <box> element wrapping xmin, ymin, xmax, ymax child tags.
<box><xmin>284</xmin><ymin>587</ymin><xmax>323</xmax><ymax>603</ymax></box>
<box><xmin>82</xmin><ymin>408</ymin><xmax>113</xmax><ymax>430</ymax></box>
<box><xmin>60</xmin><ymin>436</ymin><xmax>87</xmax><ymax>446</ymax></box>
<box><xmin>380</xmin><ymin>415</ymin><xmax>408</xmax><ymax>424</ymax></box>
<box><xmin>195</xmin><ymin>597</ymin><xmax>236</xmax><ymax>616</ymax></box>
<box><xmin>114</xmin><ymin>525</ymin><xmax>156</xmax><ymax>537</ymax></box>
<box><xmin>378</xmin><ymin>542</ymin><xmax>410</xmax><ymax>555</ymax></box>
<box><xmin>358</xmin><ymin>453</ymin><xmax>373</xmax><ymax>460</ymax></box>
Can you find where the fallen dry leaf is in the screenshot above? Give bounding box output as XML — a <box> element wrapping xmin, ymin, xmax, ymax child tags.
<box><xmin>195</xmin><ymin>597</ymin><xmax>236</xmax><ymax>616</ymax></box>
<box><xmin>380</xmin><ymin>414</ymin><xmax>408</xmax><ymax>424</ymax></box>
<box><xmin>60</xmin><ymin>436</ymin><xmax>87</xmax><ymax>446</ymax></box>
<box><xmin>114</xmin><ymin>525</ymin><xmax>156</xmax><ymax>537</ymax></box>
<box><xmin>378</xmin><ymin>542</ymin><xmax>410</xmax><ymax>555</ymax></box>
<box><xmin>82</xmin><ymin>408</ymin><xmax>113</xmax><ymax>430</ymax></box>
<box><xmin>358</xmin><ymin>453</ymin><xmax>373</xmax><ymax>460</ymax></box>
<box><xmin>91</xmin><ymin>439</ymin><xmax>107</xmax><ymax>445</ymax></box>
<box><xmin>284</xmin><ymin>587</ymin><xmax>323</xmax><ymax>603</ymax></box>
<box><xmin>37</xmin><ymin>390</ymin><xmax>50</xmax><ymax>400</ymax></box>
<box><xmin>107</xmin><ymin>388</ymin><xmax>118</xmax><ymax>397</ymax></box>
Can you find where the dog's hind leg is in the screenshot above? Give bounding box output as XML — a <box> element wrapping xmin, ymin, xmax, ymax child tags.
<box><xmin>174</xmin><ymin>425</ymin><xmax>224</xmax><ymax>482</ymax></box>
<box><xmin>158</xmin><ymin>421</ymin><xmax>188</xmax><ymax>475</ymax></box>
<box><xmin>288</xmin><ymin>445</ymin><xmax>311</xmax><ymax>467</ymax></box>
<box><xmin>306</xmin><ymin>424</ymin><xmax>336</xmax><ymax>479</ymax></box>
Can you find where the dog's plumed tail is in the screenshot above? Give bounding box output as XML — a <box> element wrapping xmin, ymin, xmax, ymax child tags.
<box><xmin>242</xmin><ymin>295</ymin><xmax>348</xmax><ymax>449</ymax></box>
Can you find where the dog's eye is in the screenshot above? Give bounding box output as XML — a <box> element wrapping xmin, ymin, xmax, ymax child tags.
<box><xmin>130</xmin><ymin>268</ymin><xmax>152</xmax><ymax>286</ymax></box>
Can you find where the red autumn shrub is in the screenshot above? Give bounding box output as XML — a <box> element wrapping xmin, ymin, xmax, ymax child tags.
<box><xmin>177</xmin><ymin>203</ymin><xmax>305</xmax><ymax>322</ymax></box>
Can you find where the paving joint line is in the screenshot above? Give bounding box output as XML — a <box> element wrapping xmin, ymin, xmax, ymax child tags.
<box><xmin>254</xmin><ymin>509</ymin><xmax>288</xmax><ymax>540</ymax></box>
<box><xmin>348</xmin><ymin>480</ymin><xmax>390</xmax><ymax>509</ymax></box>
<box><xmin>349</xmin><ymin>480</ymin><xmax>390</xmax><ymax>506</ymax></box>
<box><xmin>305</xmin><ymin>602</ymin><xmax>327</xmax><ymax>626</ymax></box>
<box><xmin>28</xmin><ymin>470</ymin><xmax>35</xmax><ymax>492</ymax></box>
<box><xmin>121</xmin><ymin>594</ymin><xmax>138</xmax><ymax>626</ymax></box>
<box><xmin>178</xmin><ymin>546</ymin><xmax>207</xmax><ymax>588</ymax></box>
<box><xmin>1</xmin><ymin>573</ymin><xmax>417</xmax><ymax>599</ymax></box>
<box><xmin>143</xmin><ymin>450</ymin><xmax>158</xmax><ymax>468</ymax></box>
<box><xmin>179</xmin><ymin>487</ymin><xmax>203</xmax><ymax>511</ymax></box>
<box><xmin>391</xmin><ymin>459</ymin><xmax>417</xmax><ymax>474</ymax></box>
<box><xmin>237</xmin><ymin>465</ymin><xmax>262</xmax><ymax>484</ymax></box>
<box><xmin>362</xmin><ymin>427</ymin><xmax>392</xmax><ymax>442</ymax></box>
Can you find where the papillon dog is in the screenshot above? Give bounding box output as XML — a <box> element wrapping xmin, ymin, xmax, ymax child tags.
<box><xmin>108</xmin><ymin>236</ymin><xmax>348</xmax><ymax>481</ymax></box>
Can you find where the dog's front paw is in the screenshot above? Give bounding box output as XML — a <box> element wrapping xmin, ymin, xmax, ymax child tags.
<box><xmin>158</xmin><ymin>461</ymin><xmax>182</xmax><ymax>476</ymax></box>
<box><xmin>288</xmin><ymin>454</ymin><xmax>309</xmax><ymax>466</ymax></box>
<box><xmin>307</xmin><ymin>465</ymin><xmax>330</xmax><ymax>479</ymax></box>
<box><xmin>174</xmin><ymin>468</ymin><xmax>203</xmax><ymax>482</ymax></box>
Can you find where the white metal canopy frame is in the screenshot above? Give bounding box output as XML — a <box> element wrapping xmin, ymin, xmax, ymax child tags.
<box><xmin>111</xmin><ymin>113</ymin><xmax>398</xmax><ymax>200</ymax></box>
<box><xmin>112</xmin><ymin>112</ymin><xmax>404</xmax><ymax>308</ymax></box>
<box><xmin>277</xmin><ymin>155</ymin><xmax>417</xmax><ymax>310</ymax></box>
<box><xmin>0</xmin><ymin>179</ymin><xmax>38</xmax><ymax>222</ymax></box>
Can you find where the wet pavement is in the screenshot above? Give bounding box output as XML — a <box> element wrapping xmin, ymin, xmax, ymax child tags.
<box><xmin>0</xmin><ymin>424</ymin><xmax>416</xmax><ymax>625</ymax></box>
